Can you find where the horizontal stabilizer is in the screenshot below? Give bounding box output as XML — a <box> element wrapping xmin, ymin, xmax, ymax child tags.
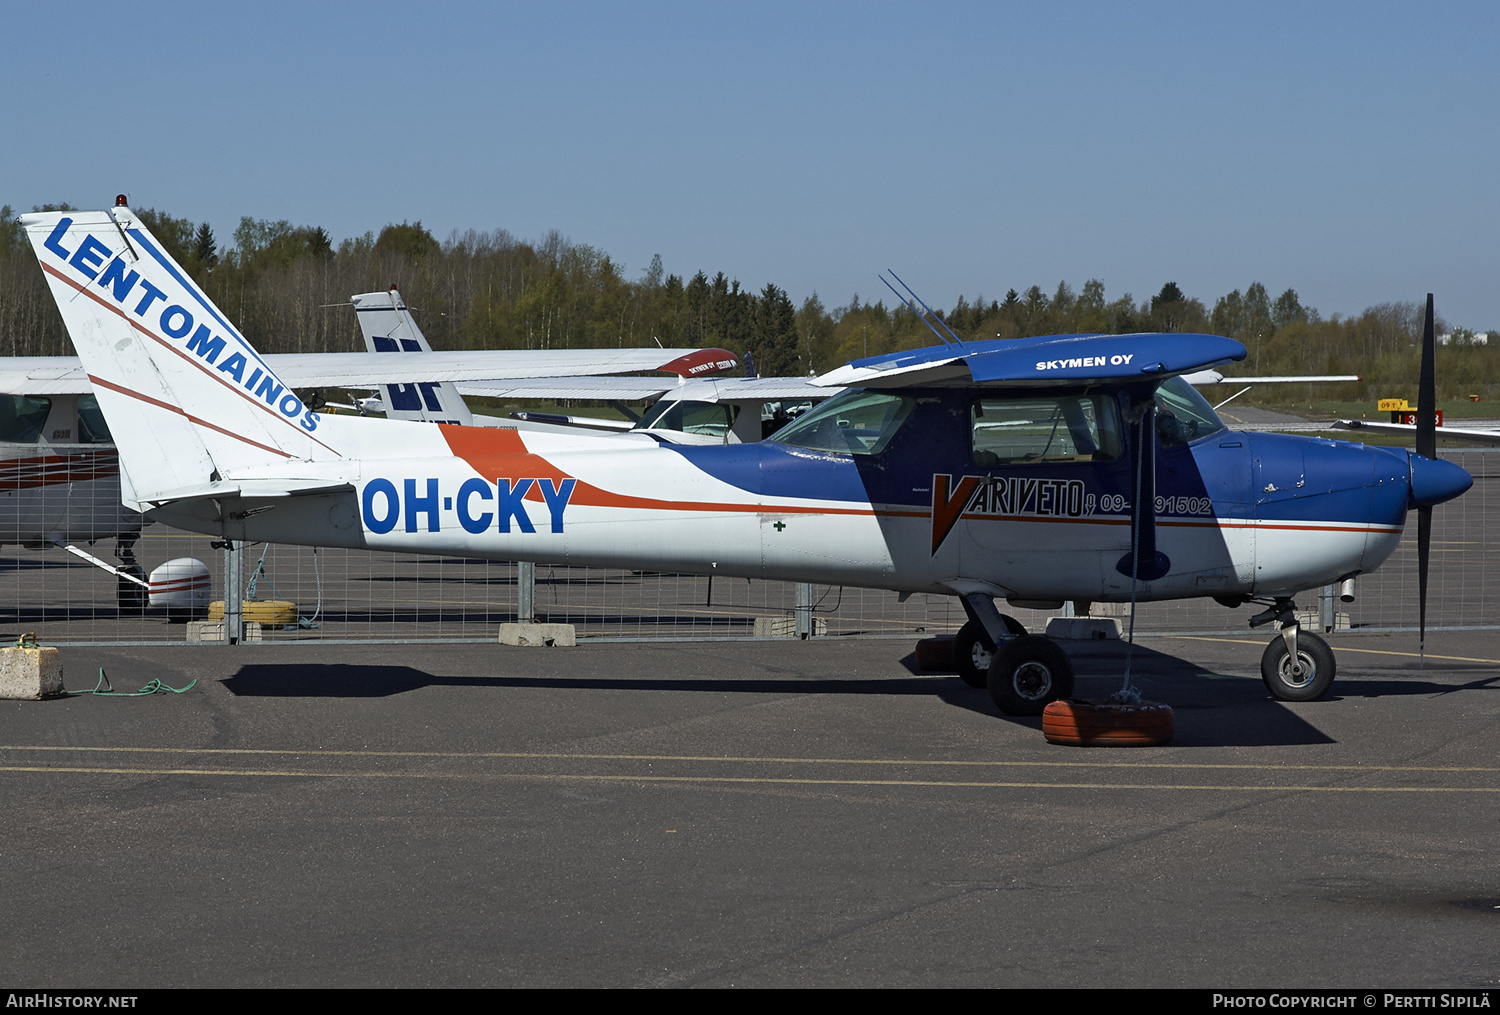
<box><xmin>138</xmin><ymin>478</ymin><xmax>356</xmax><ymax>507</ymax></box>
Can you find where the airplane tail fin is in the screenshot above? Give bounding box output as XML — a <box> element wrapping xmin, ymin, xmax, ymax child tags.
<box><xmin>21</xmin><ymin>205</ymin><xmax>340</xmax><ymax>507</ymax></box>
<box><xmin>350</xmin><ymin>287</ymin><xmax>474</xmax><ymax>425</ymax></box>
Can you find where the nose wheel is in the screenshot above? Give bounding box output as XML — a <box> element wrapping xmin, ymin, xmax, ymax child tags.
<box><xmin>1260</xmin><ymin>630</ymin><xmax>1336</xmax><ymax>701</ymax></box>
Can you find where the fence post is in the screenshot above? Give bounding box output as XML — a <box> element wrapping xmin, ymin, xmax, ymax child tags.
<box><xmin>517</xmin><ymin>561</ymin><xmax>536</xmax><ymax>622</ymax></box>
<box><xmin>224</xmin><ymin>541</ymin><xmax>243</xmax><ymax>644</ymax></box>
<box><xmin>1319</xmin><ymin>583</ymin><xmax>1334</xmax><ymax>633</ymax></box>
<box><xmin>795</xmin><ymin>582</ymin><xmax>813</xmax><ymax>639</ymax></box>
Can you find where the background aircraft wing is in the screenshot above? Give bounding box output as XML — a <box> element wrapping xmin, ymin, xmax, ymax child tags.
<box><xmin>454</xmin><ymin>375</ymin><xmax>831</xmax><ymax>402</ymax></box>
<box><xmin>455</xmin><ymin>376</ymin><xmax>682</xmax><ymax>401</ymax></box>
<box><xmin>265</xmin><ymin>348</ymin><xmax>730</xmax><ymax>387</ymax></box>
<box><xmin>1330</xmin><ymin>419</ymin><xmax>1500</xmax><ymax>446</ymax></box>
<box><xmin>0</xmin><ymin>357</ymin><xmax>94</xmax><ymax>395</ymax></box>
<box><xmin>1184</xmin><ymin>369</ymin><xmax>1361</xmax><ymax>385</ymax></box>
<box><xmin>0</xmin><ymin>348</ymin><xmax>736</xmax><ymax>395</ymax></box>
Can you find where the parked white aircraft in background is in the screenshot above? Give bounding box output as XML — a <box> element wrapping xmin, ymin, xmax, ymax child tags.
<box><xmin>350</xmin><ymin>285</ymin><xmax>821</xmax><ymax>445</ymax></box>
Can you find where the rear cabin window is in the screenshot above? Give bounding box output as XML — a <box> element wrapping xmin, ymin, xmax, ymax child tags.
<box><xmin>971</xmin><ymin>393</ymin><xmax>1122</xmax><ymax>466</ymax></box>
<box><xmin>634</xmin><ymin>399</ymin><xmax>738</xmax><ymax>439</ymax></box>
<box><xmin>77</xmin><ymin>395</ymin><xmax>113</xmax><ymax>443</ymax></box>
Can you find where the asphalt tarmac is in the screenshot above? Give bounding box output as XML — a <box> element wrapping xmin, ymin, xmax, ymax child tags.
<box><xmin>2</xmin><ymin>628</ymin><xmax>1498</xmax><ymax>988</ymax></box>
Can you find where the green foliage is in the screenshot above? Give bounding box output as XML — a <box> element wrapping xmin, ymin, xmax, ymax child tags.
<box><xmin>374</xmin><ymin>221</ymin><xmax>439</xmax><ymax>263</ymax></box>
<box><xmin>135</xmin><ymin>208</ymin><xmax>196</xmax><ymax>267</ymax></box>
<box><xmin>749</xmin><ymin>283</ymin><xmax>798</xmax><ymax>376</ymax></box>
<box><xmin>0</xmin><ymin>196</ymin><xmax>1492</xmax><ymax>408</ymax></box>
<box><xmin>193</xmin><ymin>223</ymin><xmax>219</xmax><ymax>273</ymax></box>
<box><xmin>0</xmin><ymin>206</ymin><xmax>21</xmax><ymax>259</ymax></box>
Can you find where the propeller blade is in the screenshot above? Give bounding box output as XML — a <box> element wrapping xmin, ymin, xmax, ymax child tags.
<box><xmin>1417</xmin><ymin>293</ymin><xmax>1436</xmax><ymax>461</ymax></box>
<box><xmin>1415</xmin><ymin>293</ymin><xmax>1436</xmax><ymax>664</ymax></box>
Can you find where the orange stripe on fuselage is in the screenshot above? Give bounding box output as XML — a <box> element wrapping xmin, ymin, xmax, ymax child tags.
<box><xmin>437</xmin><ymin>425</ymin><xmax>887</xmax><ymax>518</ymax></box>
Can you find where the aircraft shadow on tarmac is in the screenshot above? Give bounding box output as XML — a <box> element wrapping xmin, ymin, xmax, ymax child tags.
<box><xmin>896</xmin><ymin>640</ymin><xmax>1341</xmax><ymax>747</ymax></box>
<box><xmin>216</xmin><ymin>635</ymin><xmax>1440</xmax><ymax>747</ymax></box>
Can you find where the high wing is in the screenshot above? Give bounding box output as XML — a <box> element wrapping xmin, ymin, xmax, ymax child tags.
<box><xmin>455</xmin><ymin>374</ymin><xmax>829</xmax><ymax>402</ymax></box>
<box><xmin>816</xmin><ymin>332</ymin><xmax>1246</xmax><ymax>388</ymax></box>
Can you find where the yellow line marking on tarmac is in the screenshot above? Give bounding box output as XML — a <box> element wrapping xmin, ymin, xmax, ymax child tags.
<box><xmin>1172</xmin><ymin>635</ymin><xmax>1500</xmax><ymax>666</ymax></box>
<box><xmin>3</xmin><ymin>745</ymin><xmax>1499</xmax><ymax>773</ymax></box>
<box><xmin>0</xmin><ymin>764</ymin><xmax>1497</xmax><ymax>792</ymax></box>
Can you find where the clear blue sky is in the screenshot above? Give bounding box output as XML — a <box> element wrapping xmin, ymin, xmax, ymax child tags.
<box><xmin>6</xmin><ymin>1</ymin><xmax>1497</xmax><ymax>329</ymax></box>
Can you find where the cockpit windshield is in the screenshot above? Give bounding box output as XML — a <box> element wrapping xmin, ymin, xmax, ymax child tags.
<box><xmin>1154</xmin><ymin>375</ymin><xmax>1226</xmax><ymax>446</ymax></box>
<box><xmin>769</xmin><ymin>389</ymin><xmax>915</xmax><ymax>456</ymax></box>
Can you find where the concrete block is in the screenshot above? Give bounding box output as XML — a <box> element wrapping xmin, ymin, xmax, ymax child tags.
<box><xmin>1295</xmin><ymin>611</ymin><xmax>1351</xmax><ymax>632</ymax></box>
<box><xmin>187</xmin><ymin>620</ymin><xmax>264</xmax><ymax>643</ymax></box>
<box><xmin>498</xmin><ymin>623</ymin><xmax>576</xmax><ymax>647</ymax></box>
<box><xmin>753</xmin><ymin>615</ymin><xmax>828</xmax><ymax>638</ymax></box>
<box><xmin>1045</xmin><ymin>617</ymin><xmax>1121</xmax><ymax>641</ymax></box>
<box><xmin>0</xmin><ymin>644</ymin><xmax>64</xmax><ymax>699</ymax></box>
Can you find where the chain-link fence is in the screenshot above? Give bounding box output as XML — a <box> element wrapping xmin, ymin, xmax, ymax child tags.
<box><xmin>3</xmin><ymin>449</ymin><xmax>1493</xmax><ymax>645</ymax></box>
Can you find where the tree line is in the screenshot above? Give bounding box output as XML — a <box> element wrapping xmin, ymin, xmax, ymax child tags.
<box><xmin>2</xmin><ymin>202</ymin><xmax>1494</xmax><ymax>402</ymax></box>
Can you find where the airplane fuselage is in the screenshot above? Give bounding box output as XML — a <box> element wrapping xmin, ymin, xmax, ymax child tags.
<box><xmin>149</xmin><ymin>387</ymin><xmax>1417</xmax><ymax>605</ymax></box>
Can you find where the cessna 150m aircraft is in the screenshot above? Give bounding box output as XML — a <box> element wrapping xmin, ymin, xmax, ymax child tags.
<box><xmin>22</xmin><ymin>203</ymin><xmax>1473</xmax><ymax>713</ymax></box>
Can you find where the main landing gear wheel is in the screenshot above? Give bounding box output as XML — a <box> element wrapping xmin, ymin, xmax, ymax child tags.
<box><xmin>988</xmin><ymin>635</ymin><xmax>1075</xmax><ymax>716</ymax></box>
<box><xmin>116</xmin><ymin>564</ymin><xmax>148</xmax><ymax>615</ymax></box>
<box><xmin>1261</xmin><ymin>630</ymin><xmax>1336</xmax><ymax>702</ymax></box>
<box><xmin>953</xmin><ymin>615</ymin><xmax>1026</xmax><ymax>689</ymax></box>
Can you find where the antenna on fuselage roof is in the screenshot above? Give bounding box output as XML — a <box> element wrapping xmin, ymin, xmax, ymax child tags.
<box><xmin>879</xmin><ymin>270</ymin><xmax>964</xmax><ymax>346</ymax></box>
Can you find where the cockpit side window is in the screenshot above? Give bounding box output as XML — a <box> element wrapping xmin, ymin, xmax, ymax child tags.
<box><xmin>971</xmin><ymin>392</ymin><xmax>1122</xmax><ymax>466</ymax></box>
<box><xmin>1153</xmin><ymin>376</ymin><xmax>1226</xmax><ymax>446</ymax></box>
<box><xmin>0</xmin><ymin>395</ymin><xmax>52</xmax><ymax>443</ymax></box>
<box><xmin>770</xmin><ymin>389</ymin><xmax>915</xmax><ymax>456</ymax></box>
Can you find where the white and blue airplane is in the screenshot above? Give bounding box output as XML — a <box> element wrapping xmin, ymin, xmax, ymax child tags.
<box><xmin>20</xmin><ymin>203</ymin><xmax>1473</xmax><ymax>713</ymax></box>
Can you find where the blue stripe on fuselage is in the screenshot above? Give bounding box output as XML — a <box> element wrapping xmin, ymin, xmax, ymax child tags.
<box><xmin>661</xmin><ymin>441</ymin><xmax>883</xmax><ymax>503</ymax></box>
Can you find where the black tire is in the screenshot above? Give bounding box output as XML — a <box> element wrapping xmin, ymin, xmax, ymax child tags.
<box><xmin>1261</xmin><ymin>631</ymin><xmax>1336</xmax><ymax>702</ymax></box>
<box><xmin>954</xmin><ymin>616</ymin><xmax>1027</xmax><ymax>688</ymax></box>
<box><xmin>117</xmin><ymin>565</ymin><xmax>148</xmax><ymax>615</ymax></box>
<box><xmin>988</xmin><ymin>635</ymin><xmax>1075</xmax><ymax>716</ymax></box>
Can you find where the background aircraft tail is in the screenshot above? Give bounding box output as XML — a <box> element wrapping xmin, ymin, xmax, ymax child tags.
<box><xmin>21</xmin><ymin>205</ymin><xmax>341</xmax><ymax>506</ymax></box>
<box><xmin>350</xmin><ymin>288</ymin><xmax>474</xmax><ymax>426</ymax></box>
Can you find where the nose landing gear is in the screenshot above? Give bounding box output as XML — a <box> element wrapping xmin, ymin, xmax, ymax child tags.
<box><xmin>1250</xmin><ymin>596</ymin><xmax>1338</xmax><ymax>701</ymax></box>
